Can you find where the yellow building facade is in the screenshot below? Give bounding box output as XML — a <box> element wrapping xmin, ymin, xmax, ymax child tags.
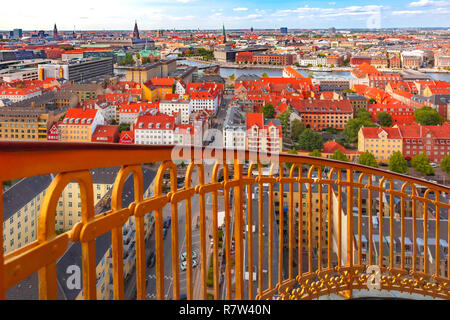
<box><xmin>358</xmin><ymin>127</ymin><xmax>403</xmax><ymax>163</ymax></box>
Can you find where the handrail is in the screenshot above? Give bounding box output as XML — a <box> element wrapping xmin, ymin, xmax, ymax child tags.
<box><xmin>1</xmin><ymin>142</ymin><xmax>449</xmax><ymax>300</ymax></box>
<box><xmin>1</xmin><ymin>142</ymin><xmax>449</xmax><ymax>193</ymax></box>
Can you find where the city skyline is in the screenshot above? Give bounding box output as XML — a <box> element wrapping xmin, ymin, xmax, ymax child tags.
<box><xmin>1</xmin><ymin>0</ymin><xmax>450</xmax><ymax>31</ymax></box>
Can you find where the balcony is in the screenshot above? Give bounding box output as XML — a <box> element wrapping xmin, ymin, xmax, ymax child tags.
<box><xmin>0</xmin><ymin>142</ymin><xmax>449</xmax><ymax>300</ymax></box>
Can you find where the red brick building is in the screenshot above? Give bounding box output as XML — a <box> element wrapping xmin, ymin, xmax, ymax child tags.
<box><xmin>326</xmin><ymin>55</ymin><xmax>344</xmax><ymax>67</ymax></box>
<box><xmin>235</xmin><ymin>52</ymin><xmax>254</xmax><ymax>63</ymax></box>
<box><xmin>389</xmin><ymin>55</ymin><xmax>401</xmax><ymax>69</ymax></box>
<box><xmin>368</xmin><ymin>103</ymin><xmax>416</xmax><ymax>126</ymax></box>
<box><xmin>402</xmin><ymin>56</ymin><xmax>422</xmax><ymax>69</ymax></box>
<box><xmin>350</xmin><ymin>56</ymin><xmax>372</xmax><ymax>67</ymax></box>
<box><xmin>253</xmin><ymin>53</ymin><xmax>295</xmax><ymax>65</ymax></box>
<box><xmin>398</xmin><ymin>123</ymin><xmax>450</xmax><ymax>163</ymax></box>
<box><xmin>368</xmin><ymin>74</ymin><xmax>402</xmax><ymax>89</ymax></box>
<box><xmin>290</xmin><ymin>99</ymin><xmax>354</xmax><ymax>130</ymax></box>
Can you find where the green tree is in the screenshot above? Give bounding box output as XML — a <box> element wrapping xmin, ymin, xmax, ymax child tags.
<box><xmin>377</xmin><ymin>112</ymin><xmax>393</xmax><ymax>127</ymax></box>
<box><xmin>441</xmin><ymin>154</ymin><xmax>450</xmax><ymax>174</ymax></box>
<box><xmin>414</xmin><ymin>106</ymin><xmax>442</xmax><ymax>125</ymax></box>
<box><xmin>278</xmin><ymin>109</ymin><xmax>292</xmax><ymax>136</ymax></box>
<box><xmin>136</xmin><ymin>52</ymin><xmax>141</xmax><ymax>60</ymax></box>
<box><xmin>389</xmin><ymin>151</ymin><xmax>408</xmax><ymax>174</ymax></box>
<box><xmin>330</xmin><ymin>149</ymin><xmax>348</xmax><ymax>162</ymax></box>
<box><xmin>229</xmin><ymin>74</ymin><xmax>235</xmax><ymax>81</ymax></box>
<box><xmin>358</xmin><ymin>151</ymin><xmax>378</xmax><ymax>168</ymax></box>
<box><xmin>118</xmin><ymin>123</ymin><xmax>130</xmax><ymax>133</ymax></box>
<box><xmin>261</xmin><ymin>72</ymin><xmax>268</xmax><ymax>78</ymax></box>
<box><xmin>368</xmin><ymin>98</ymin><xmax>377</xmax><ymax>104</ymax></box>
<box><xmin>261</xmin><ymin>103</ymin><xmax>275</xmax><ymax>119</ymax></box>
<box><xmin>344</xmin><ymin>118</ymin><xmax>375</xmax><ymax>144</ymax></box>
<box><xmin>290</xmin><ymin>119</ymin><xmax>305</xmax><ymax>142</ymax></box>
<box><xmin>356</xmin><ymin>108</ymin><xmax>372</xmax><ymax>121</ymax></box>
<box><xmin>297</xmin><ymin>129</ymin><xmax>324</xmax><ymax>151</ymax></box>
<box><xmin>411</xmin><ymin>152</ymin><xmax>434</xmax><ymax>175</ymax></box>
<box><xmin>172</xmin><ymin>83</ymin><xmax>176</xmax><ymax>94</ymax></box>
<box><xmin>307</xmin><ymin>72</ymin><xmax>314</xmax><ymax>78</ymax></box>
<box><xmin>309</xmin><ymin>149</ymin><xmax>322</xmax><ymax>158</ymax></box>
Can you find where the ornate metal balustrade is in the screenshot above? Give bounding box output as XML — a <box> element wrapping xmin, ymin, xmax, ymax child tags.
<box><xmin>0</xmin><ymin>142</ymin><xmax>449</xmax><ymax>300</ymax></box>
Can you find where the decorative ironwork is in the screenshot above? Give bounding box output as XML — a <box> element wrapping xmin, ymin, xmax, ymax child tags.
<box><xmin>0</xmin><ymin>142</ymin><xmax>448</xmax><ymax>300</ymax></box>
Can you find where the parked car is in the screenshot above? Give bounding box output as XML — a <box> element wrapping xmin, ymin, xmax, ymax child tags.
<box><xmin>430</xmin><ymin>163</ymin><xmax>438</xmax><ymax>168</ymax></box>
<box><xmin>164</xmin><ymin>217</ymin><xmax>171</xmax><ymax>228</ymax></box>
<box><xmin>180</xmin><ymin>251</ymin><xmax>197</xmax><ymax>261</ymax></box>
<box><xmin>180</xmin><ymin>259</ymin><xmax>198</xmax><ymax>271</ymax></box>
<box><xmin>148</xmin><ymin>253</ymin><xmax>155</xmax><ymax>268</ymax></box>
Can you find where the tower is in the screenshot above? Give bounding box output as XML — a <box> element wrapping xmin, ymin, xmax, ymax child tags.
<box><xmin>133</xmin><ymin>21</ymin><xmax>140</xmax><ymax>39</ymax></box>
<box><xmin>222</xmin><ymin>23</ymin><xmax>226</xmax><ymax>44</ymax></box>
<box><xmin>53</xmin><ymin>24</ymin><xmax>58</xmax><ymax>39</ymax></box>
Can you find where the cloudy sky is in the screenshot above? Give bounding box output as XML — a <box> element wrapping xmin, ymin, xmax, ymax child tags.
<box><xmin>1</xmin><ymin>0</ymin><xmax>449</xmax><ymax>31</ymax></box>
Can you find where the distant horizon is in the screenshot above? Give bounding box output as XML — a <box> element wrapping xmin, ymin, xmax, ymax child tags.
<box><xmin>2</xmin><ymin>0</ymin><xmax>450</xmax><ymax>31</ymax></box>
<box><xmin>2</xmin><ymin>27</ymin><xmax>450</xmax><ymax>33</ymax></box>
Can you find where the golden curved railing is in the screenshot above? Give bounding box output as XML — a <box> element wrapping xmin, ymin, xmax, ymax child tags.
<box><xmin>0</xmin><ymin>142</ymin><xmax>449</xmax><ymax>300</ymax></box>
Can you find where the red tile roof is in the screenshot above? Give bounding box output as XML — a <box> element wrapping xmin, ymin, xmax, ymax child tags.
<box><xmin>92</xmin><ymin>125</ymin><xmax>119</xmax><ymax>143</ymax></box>
<box><xmin>62</xmin><ymin>108</ymin><xmax>98</xmax><ymax>125</ymax></box>
<box><xmin>360</xmin><ymin>127</ymin><xmax>402</xmax><ymax>139</ymax></box>
<box><xmin>135</xmin><ymin>113</ymin><xmax>175</xmax><ymax>130</ymax></box>
<box><xmin>119</xmin><ymin>131</ymin><xmax>134</xmax><ymax>144</ymax></box>
<box><xmin>290</xmin><ymin>99</ymin><xmax>353</xmax><ymax>113</ymax></box>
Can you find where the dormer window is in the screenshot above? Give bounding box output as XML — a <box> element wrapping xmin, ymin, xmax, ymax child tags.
<box><xmin>87</xmin><ymin>119</ymin><xmax>92</xmax><ymax>124</ymax></box>
<box><xmin>166</xmin><ymin>123</ymin><xmax>170</xmax><ymax>129</ymax></box>
<box><xmin>156</xmin><ymin>123</ymin><xmax>161</xmax><ymax>129</ymax></box>
<box><xmin>81</xmin><ymin>119</ymin><xmax>86</xmax><ymax>124</ymax></box>
<box><xmin>149</xmin><ymin>123</ymin><xmax>153</xmax><ymax>129</ymax></box>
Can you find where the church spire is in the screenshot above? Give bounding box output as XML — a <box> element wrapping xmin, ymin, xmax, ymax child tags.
<box><xmin>133</xmin><ymin>20</ymin><xmax>140</xmax><ymax>39</ymax></box>
<box><xmin>222</xmin><ymin>23</ymin><xmax>226</xmax><ymax>44</ymax></box>
<box><xmin>53</xmin><ymin>23</ymin><xmax>58</xmax><ymax>39</ymax></box>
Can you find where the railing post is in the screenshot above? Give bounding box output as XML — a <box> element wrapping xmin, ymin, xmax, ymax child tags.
<box><xmin>0</xmin><ymin>190</ymin><xmax>4</xmax><ymax>300</ymax></box>
<box><xmin>233</xmin><ymin>159</ymin><xmax>244</xmax><ymax>300</ymax></box>
<box><xmin>345</xmin><ymin>168</ymin><xmax>353</xmax><ymax>299</ymax></box>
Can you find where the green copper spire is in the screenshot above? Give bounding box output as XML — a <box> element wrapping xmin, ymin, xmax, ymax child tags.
<box><xmin>222</xmin><ymin>23</ymin><xmax>225</xmax><ymax>36</ymax></box>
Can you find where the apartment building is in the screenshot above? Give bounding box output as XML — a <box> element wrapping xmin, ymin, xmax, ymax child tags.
<box><xmin>223</xmin><ymin>105</ymin><xmax>246</xmax><ymax>150</ymax></box>
<box><xmin>398</xmin><ymin>123</ymin><xmax>450</xmax><ymax>163</ymax></box>
<box><xmin>5</xmin><ymin>168</ymin><xmax>156</xmax><ymax>300</ymax></box>
<box><xmin>118</xmin><ymin>102</ymin><xmax>158</xmax><ymax>125</ymax></box>
<box><xmin>159</xmin><ymin>97</ymin><xmax>192</xmax><ymax>124</ymax></box>
<box><xmin>38</xmin><ymin>57</ymin><xmax>114</xmax><ymax>82</ymax></box>
<box><xmin>59</xmin><ymin>108</ymin><xmax>106</xmax><ymax>142</ymax></box>
<box><xmin>358</xmin><ymin>127</ymin><xmax>403</xmax><ymax>163</ymax></box>
<box><xmin>0</xmin><ymin>86</ymin><xmax>42</xmax><ymax>103</ymax></box>
<box><xmin>368</xmin><ymin>74</ymin><xmax>402</xmax><ymax>89</ymax></box>
<box><xmin>274</xmin><ymin>183</ymin><xmax>329</xmax><ymax>254</ymax></box>
<box><xmin>134</xmin><ymin>113</ymin><xmax>175</xmax><ymax>145</ymax></box>
<box><xmin>368</xmin><ymin>103</ymin><xmax>415</xmax><ymax>126</ymax></box>
<box><xmin>0</xmin><ymin>107</ymin><xmax>65</xmax><ymax>141</ymax></box>
<box><xmin>142</xmin><ymin>78</ymin><xmax>175</xmax><ymax>102</ymax></box>
<box><xmin>246</xmin><ymin>113</ymin><xmax>282</xmax><ymax>154</ymax></box>
<box><xmin>290</xmin><ymin>99</ymin><xmax>354</xmax><ymax>131</ymax></box>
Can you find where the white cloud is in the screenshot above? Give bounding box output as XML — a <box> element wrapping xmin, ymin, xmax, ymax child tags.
<box><xmin>392</xmin><ymin>10</ymin><xmax>425</xmax><ymax>15</ymax></box>
<box><xmin>233</xmin><ymin>7</ymin><xmax>248</xmax><ymax>11</ymax></box>
<box><xmin>409</xmin><ymin>0</ymin><xmax>436</xmax><ymax>6</ymax></box>
<box><xmin>409</xmin><ymin>0</ymin><xmax>450</xmax><ymax>6</ymax></box>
